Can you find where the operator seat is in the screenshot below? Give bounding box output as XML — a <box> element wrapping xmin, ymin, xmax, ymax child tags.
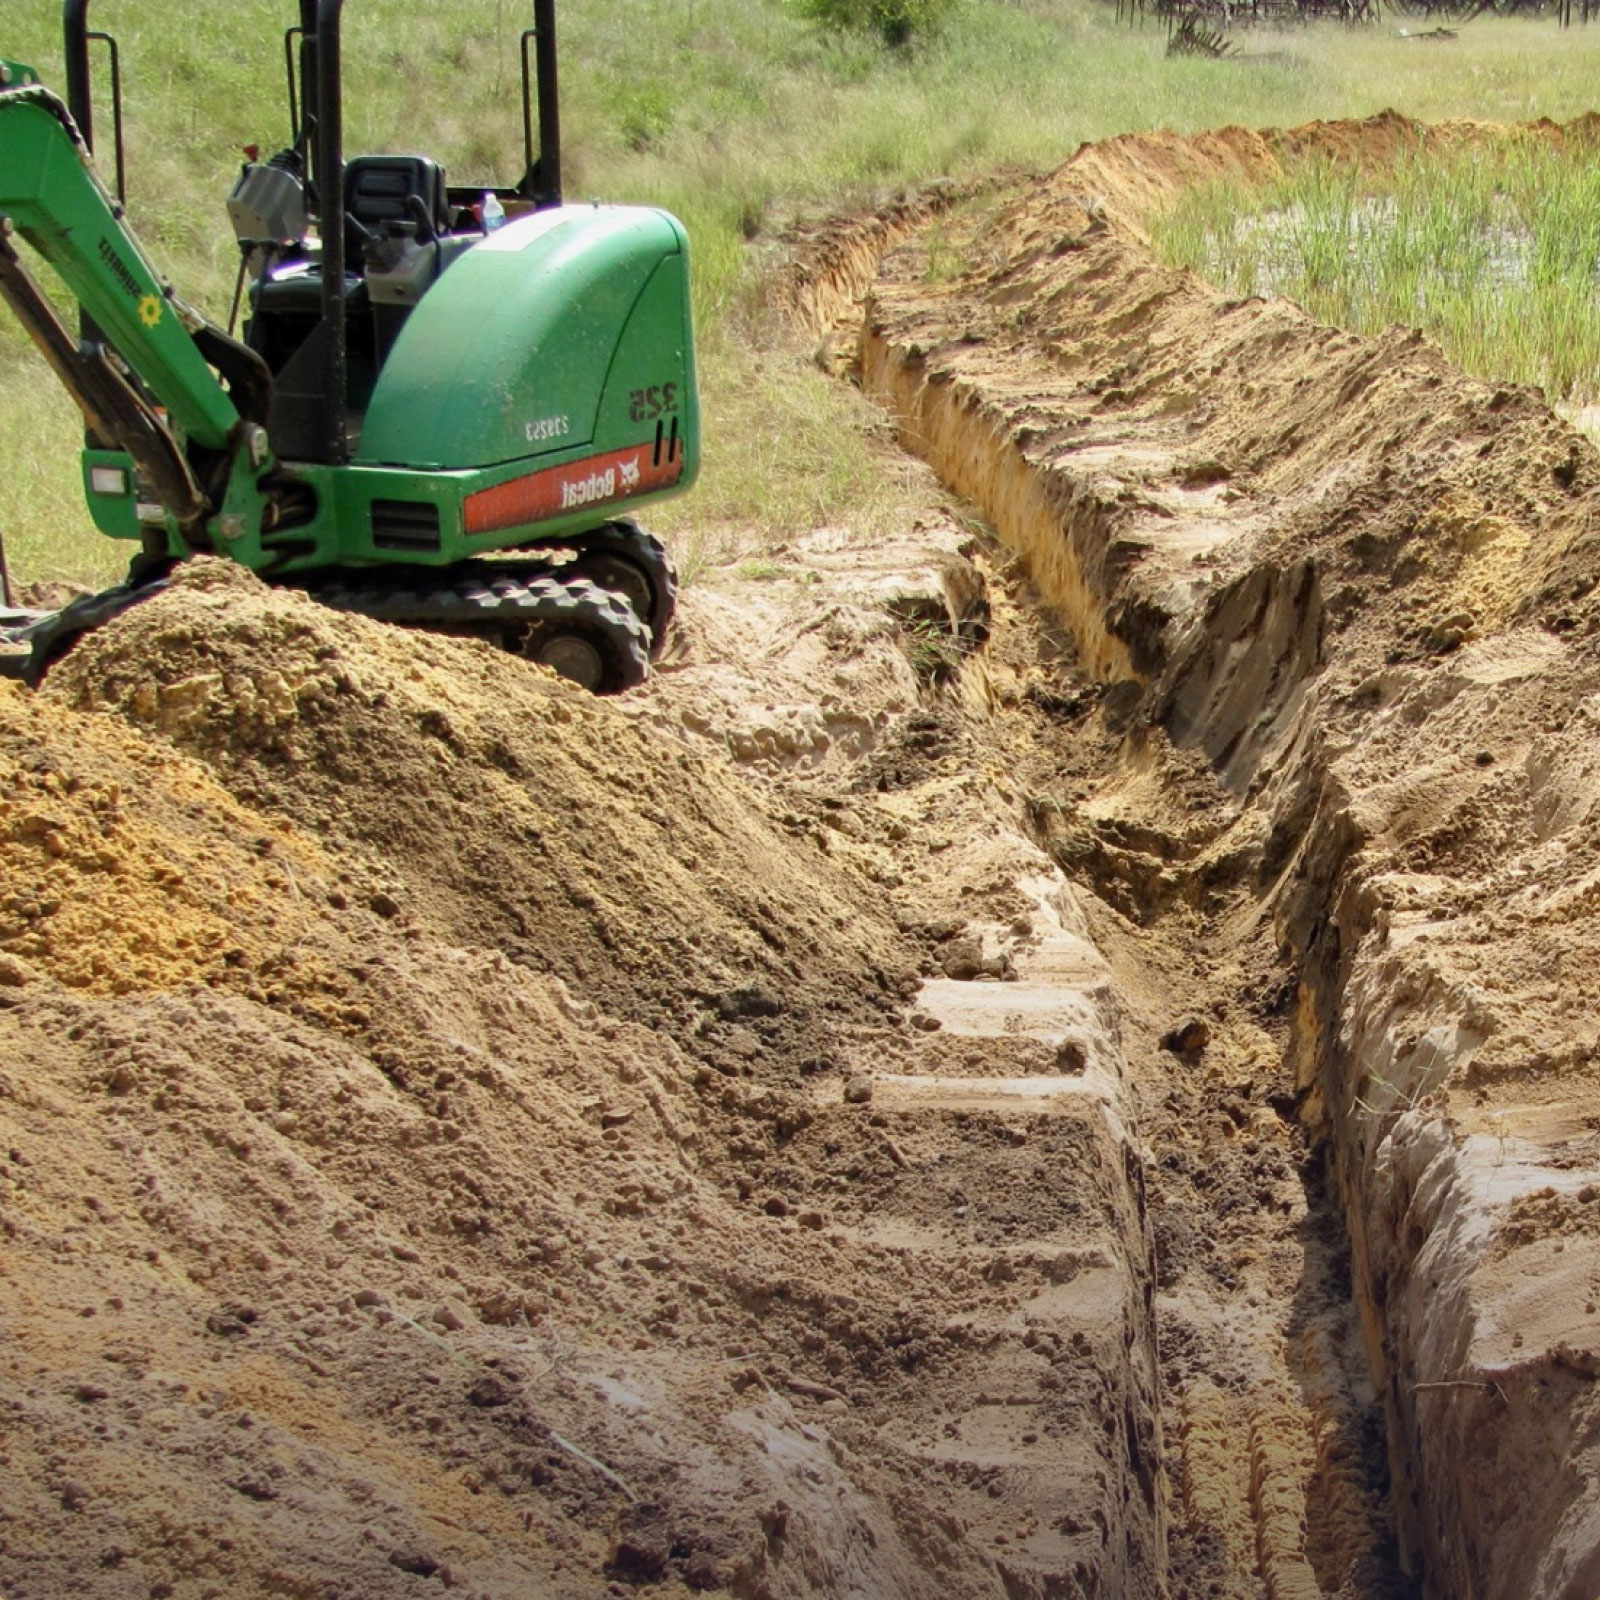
<box><xmin>344</xmin><ymin>154</ymin><xmax>450</xmax><ymax>244</ymax></box>
<box><xmin>250</xmin><ymin>155</ymin><xmax>452</xmax><ymax>460</ymax></box>
<box><xmin>248</xmin><ymin>154</ymin><xmax>452</xmax><ymax>363</ymax></box>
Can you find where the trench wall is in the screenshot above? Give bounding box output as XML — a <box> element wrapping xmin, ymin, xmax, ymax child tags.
<box><xmin>827</xmin><ymin>115</ymin><xmax>1600</xmax><ymax>1598</ymax></box>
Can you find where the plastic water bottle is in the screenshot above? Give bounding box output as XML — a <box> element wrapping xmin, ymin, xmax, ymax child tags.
<box><xmin>481</xmin><ymin>191</ymin><xmax>506</xmax><ymax>233</ymax></box>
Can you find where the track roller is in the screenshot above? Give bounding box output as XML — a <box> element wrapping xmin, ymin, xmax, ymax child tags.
<box><xmin>512</xmin><ymin>575</ymin><xmax>650</xmax><ymax>693</ymax></box>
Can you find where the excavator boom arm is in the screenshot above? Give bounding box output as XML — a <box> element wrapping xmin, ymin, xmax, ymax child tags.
<box><xmin>0</xmin><ymin>225</ymin><xmax>209</xmax><ymax>529</ymax></box>
<box><xmin>0</xmin><ymin>77</ymin><xmax>240</xmax><ymax>455</ymax></box>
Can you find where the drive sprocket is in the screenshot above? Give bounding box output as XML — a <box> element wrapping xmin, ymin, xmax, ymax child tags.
<box><xmin>560</xmin><ymin>519</ymin><xmax>677</xmax><ymax>659</ymax></box>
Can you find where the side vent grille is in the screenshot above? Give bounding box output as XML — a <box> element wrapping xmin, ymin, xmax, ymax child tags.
<box><xmin>371</xmin><ymin>499</ymin><xmax>442</xmax><ymax>552</ymax></box>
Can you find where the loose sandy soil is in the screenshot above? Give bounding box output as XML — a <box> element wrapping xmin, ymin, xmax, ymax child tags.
<box><xmin>5</xmin><ymin>112</ymin><xmax>1600</xmax><ymax>1600</ymax></box>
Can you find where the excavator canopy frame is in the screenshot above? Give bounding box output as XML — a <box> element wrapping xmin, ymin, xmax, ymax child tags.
<box><xmin>61</xmin><ymin>0</ymin><xmax>566</xmax><ymax>467</ymax></box>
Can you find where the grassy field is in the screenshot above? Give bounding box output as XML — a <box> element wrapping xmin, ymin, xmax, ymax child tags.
<box><xmin>9</xmin><ymin>0</ymin><xmax>1600</xmax><ymax>587</ymax></box>
<box><xmin>1153</xmin><ymin>133</ymin><xmax>1600</xmax><ymax>406</ymax></box>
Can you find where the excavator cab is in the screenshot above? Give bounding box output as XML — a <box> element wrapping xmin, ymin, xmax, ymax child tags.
<box><xmin>241</xmin><ymin>156</ymin><xmax>437</xmax><ymax>459</ymax></box>
<box><xmin>217</xmin><ymin>3</ymin><xmax>571</xmax><ymax>466</ymax></box>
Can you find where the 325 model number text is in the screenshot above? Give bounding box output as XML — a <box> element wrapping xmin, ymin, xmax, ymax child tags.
<box><xmin>628</xmin><ymin>383</ymin><xmax>679</xmax><ymax>424</ymax></box>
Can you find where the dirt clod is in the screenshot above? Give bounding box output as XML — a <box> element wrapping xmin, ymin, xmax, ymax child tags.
<box><xmin>1162</xmin><ymin>1019</ymin><xmax>1212</xmax><ymax>1055</ymax></box>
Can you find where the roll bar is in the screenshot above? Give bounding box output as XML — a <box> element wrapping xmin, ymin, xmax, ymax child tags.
<box><xmin>64</xmin><ymin>0</ymin><xmax>564</xmax><ymax>465</ymax></box>
<box><xmin>306</xmin><ymin>0</ymin><xmax>346</xmax><ymax>461</ymax></box>
<box><xmin>63</xmin><ymin>0</ymin><xmax>125</xmax><ymax>200</ymax></box>
<box><xmin>62</xmin><ymin>0</ymin><xmax>92</xmax><ymax>144</ymax></box>
<box><xmin>523</xmin><ymin>0</ymin><xmax>562</xmax><ymax>210</ymax></box>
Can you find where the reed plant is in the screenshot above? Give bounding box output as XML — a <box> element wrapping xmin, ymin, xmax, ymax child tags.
<box><xmin>1153</xmin><ymin>133</ymin><xmax>1600</xmax><ymax>404</ymax></box>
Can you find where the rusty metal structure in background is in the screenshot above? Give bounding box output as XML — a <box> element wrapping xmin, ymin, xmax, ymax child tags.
<box><xmin>1118</xmin><ymin>0</ymin><xmax>1600</xmax><ymax>44</ymax></box>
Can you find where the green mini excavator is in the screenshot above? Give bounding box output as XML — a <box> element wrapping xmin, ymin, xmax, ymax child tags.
<box><xmin>0</xmin><ymin>0</ymin><xmax>698</xmax><ymax>691</ymax></box>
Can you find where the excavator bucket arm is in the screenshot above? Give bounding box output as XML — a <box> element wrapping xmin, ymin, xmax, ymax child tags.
<box><xmin>0</xmin><ymin>73</ymin><xmax>253</xmax><ymax>539</ymax></box>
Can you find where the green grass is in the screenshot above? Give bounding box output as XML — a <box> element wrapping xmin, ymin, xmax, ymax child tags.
<box><xmin>1153</xmin><ymin>132</ymin><xmax>1600</xmax><ymax>403</ymax></box>
<box><xmin>11</xmin><ymin>0</ymin><xmax>1600</xmax><ymax>589</ymax></box>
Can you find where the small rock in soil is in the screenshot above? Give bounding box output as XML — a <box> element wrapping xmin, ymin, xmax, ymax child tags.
<box><xmin>716</xmin><ymin>985</ymin><xmax>783</xmax><ymax>1020</ymax></box>
<box><xmin>1055</xmin><ymin>1040</ymin><xmax>1087</xmax><ymax>1073</ymax></box>
<box><xmin>1161</xmin><ymin>1019</ymin><xmax>1210</xmax><ymax>1054</ymax></box>
<box><xmin>433</xmin><ymin>1299</ymin><xmax>469</xmax><ymax>1331</ymax></box>
<box><xmin>610</xmin><ymin>1503</ymin><xmax>673</xmax><ymax>1581</ymax></box>
<box><xmin>940</xmin><ymin>940</ymin><xmax>983</xmax><ymax>980</ymax></box>
<box><xmin>724</xmin><ymin>1025</ymin><xmax>763</xmax><ymax>1060</ymax></box>
<box><xmin>683</xmin><ymin>1552</ymin><xmax>724</xmax><ymax>1591</ymax></box>
<box><xmin>205</xmin><ymin>1303</ymin><xmax>258</xmax><ymax>1338</ymax></box>
<box><xmin>388</xmin><ymin>1550</ymin><xmax>439</xmax><ymax>1577</ymax></box>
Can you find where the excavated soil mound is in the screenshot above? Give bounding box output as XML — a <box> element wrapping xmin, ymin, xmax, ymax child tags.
<box><xmin>3</xmin><ymin>557</ymin><xmax>1167</xmax><ymax>1599</ymax></box>
<box><xmin>42</xmin><ymin>559</ymin><xmax>913</xmax><ymax>1048</ymax></box>
<box><xmin>2</xmin><ymin>560</ymin><xmax>941</xmax><ymax>1597</ymax></box>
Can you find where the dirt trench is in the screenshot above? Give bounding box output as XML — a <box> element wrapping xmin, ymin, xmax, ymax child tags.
<box><xmin>4</xmin><ymin>112</ymin><xmax>1600</xmax><ymax>1600</ymax></box>
<box><xmin>794</xmin><ymin>110</ymin><xmax>1600</xmax><ymax>1598</ymax></box>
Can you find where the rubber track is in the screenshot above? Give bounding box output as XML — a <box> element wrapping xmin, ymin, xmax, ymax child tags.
<box><xmin>0</xmin><ymin>574</ymin><xmax>172</xmax><ymax>687</ymax></box>
<box><xmin>564</xmin><ymin>519</ymin><xmax>678</xmax><ymax>657</ymax></box>
<box><xmin>303</xmin><ymin>563</ymin><xmax>652</xmax><ymax>691</ymax></box>
<box><xmin>2</xmin><ymin>562</ymin><xmax>652</xmax><ymax>693</ymax></box>
<box><xmin>306</xmin><ymin>562</ymin><xmax>610</xmax><ymax>623</ymax></box>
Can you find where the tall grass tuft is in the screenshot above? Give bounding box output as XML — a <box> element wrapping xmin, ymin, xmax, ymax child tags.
<box><xmin>1153</xmin><ymin>132</ymin><xmax>1600</xmax><ymax>404</ymax></box>
<box><xmin>795</xmin><ymin>0</ymin><xmax>963</xmax><ymax>48</ymax></box>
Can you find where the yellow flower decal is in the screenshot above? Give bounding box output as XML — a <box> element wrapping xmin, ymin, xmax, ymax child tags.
<box><xmin>137</xmin><ymin>293</ymin><xmax>162</xmax><ymax>328</ymax></box>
